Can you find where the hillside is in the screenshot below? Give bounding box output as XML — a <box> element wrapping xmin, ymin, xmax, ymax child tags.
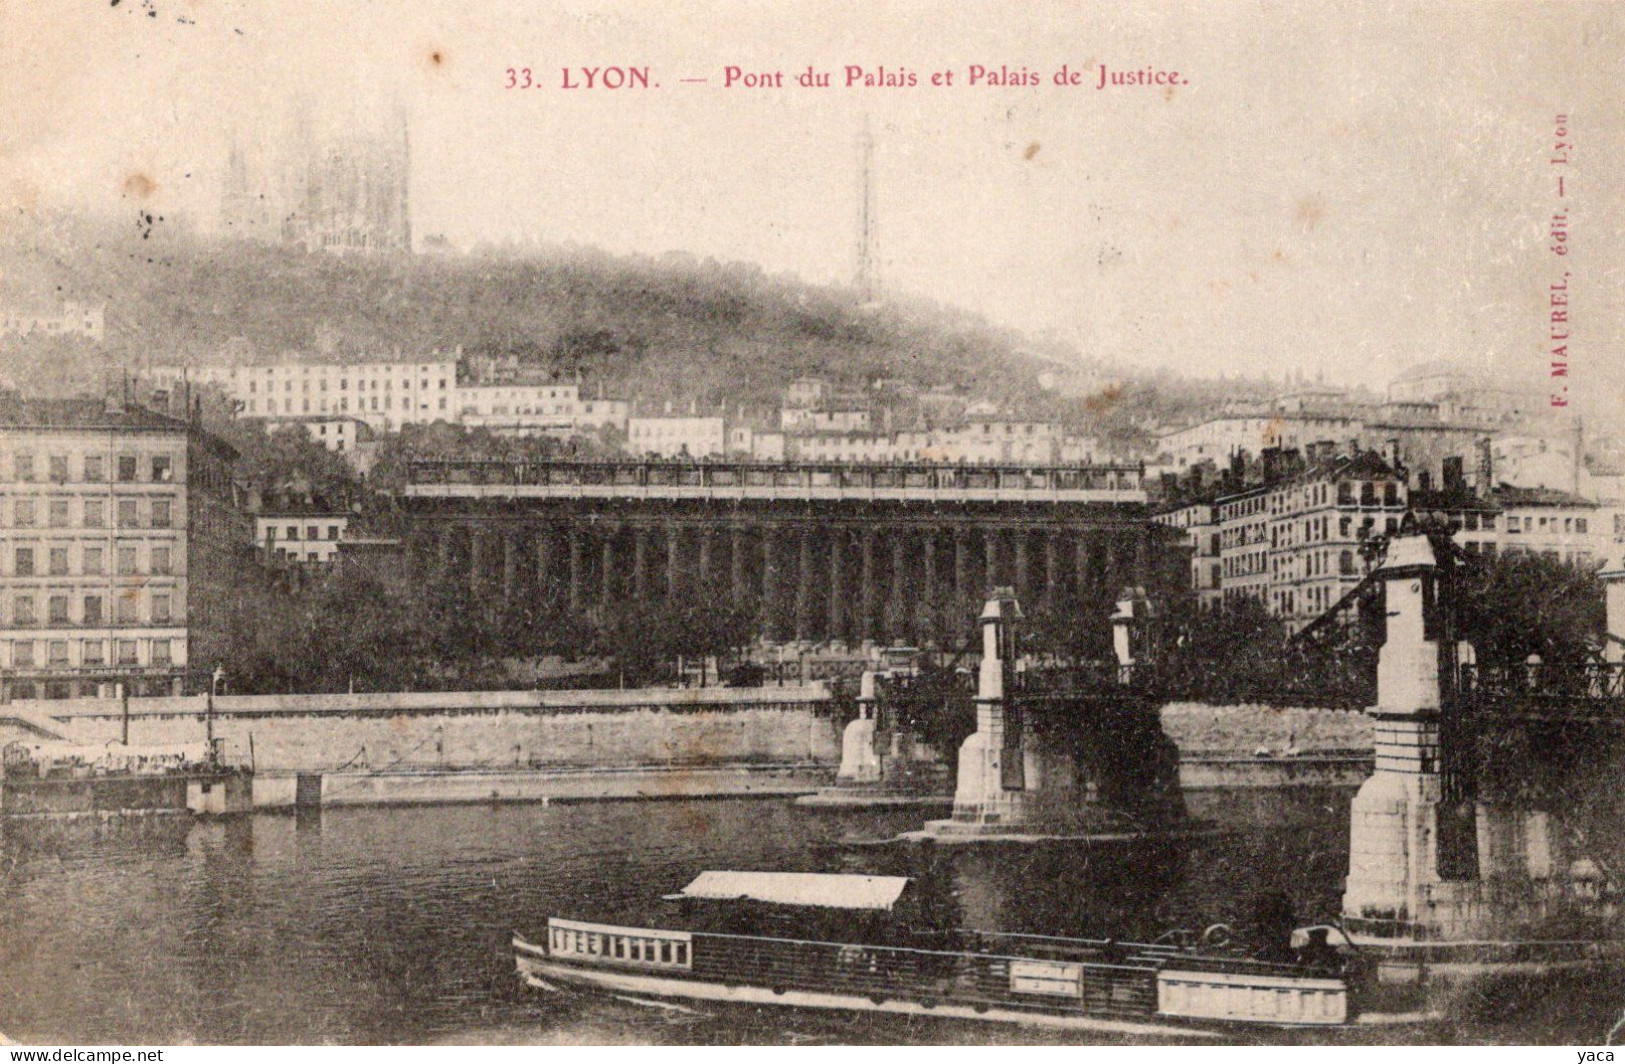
<box><xmin>0</xmin><ymin>213</ymin><xmax>1055</xmax><ymax>413</ymax></box>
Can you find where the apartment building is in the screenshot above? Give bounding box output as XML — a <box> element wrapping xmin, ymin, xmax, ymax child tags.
<box><xmin>0</xmin><ymin>398</ymin><xmax>245</xmax><ymax>700</ymax></box>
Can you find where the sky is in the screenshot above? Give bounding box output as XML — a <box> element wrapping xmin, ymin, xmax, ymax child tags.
<box><xmin>1</xmin><ymin>0</ymin><xmax>1621</xmax><ymax>405</ymax></box>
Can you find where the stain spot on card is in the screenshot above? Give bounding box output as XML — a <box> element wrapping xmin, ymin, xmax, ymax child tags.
<box><xmin>123</xmin><ymin>173</ymin><xmax>159</xmax><ymax>199</ymax></box>
<box><xmin>1296</xmin><ymin>196</ymin><xmax>1325</xmax><ymax>231</ymax></box>
<box><xmin>1023</xmin><ymin>142</ymin><xmax>1041</xmax><ymax>161</ymax></box>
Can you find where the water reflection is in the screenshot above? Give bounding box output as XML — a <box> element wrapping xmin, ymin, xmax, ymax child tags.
<box><xmin>0</xmin><ymin>791</ymin><xmax>1614</xmax><ymax>1045</ymax></box>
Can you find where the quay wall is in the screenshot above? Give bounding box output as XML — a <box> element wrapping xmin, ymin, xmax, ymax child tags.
<box><xmin>1159</xmin><ymin>702</ymin><xmax>1374</xmax><ymax>757</ymax></box>
<box><xmin>5</xmin><ymin>687</ymin><xmax>842</xmax><ymax>774</ymax></box>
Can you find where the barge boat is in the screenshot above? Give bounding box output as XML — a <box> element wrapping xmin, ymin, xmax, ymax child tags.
<box><xmin>514</xmin><ymin>870</ymin><xmax>1361</xmax><ymax>1034</ymax></box>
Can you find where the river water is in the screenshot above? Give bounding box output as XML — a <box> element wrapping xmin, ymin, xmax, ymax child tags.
<box><xmin>0</xmin><ymin>790</ymin><xmax>1617</xmax><ymax>1045</ymax></box>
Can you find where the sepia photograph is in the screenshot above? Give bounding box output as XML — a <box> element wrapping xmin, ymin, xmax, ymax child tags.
<box><xmin>0</xmin><ymin>0</ymin><xmax>1622</xmax><ymax>1049</ymax></box>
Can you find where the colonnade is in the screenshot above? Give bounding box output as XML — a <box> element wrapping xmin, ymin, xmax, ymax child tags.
<box><xmin>415</xmin><ymin>519</ymin><xmax>1152</xmax><ymax>647</ymax></box>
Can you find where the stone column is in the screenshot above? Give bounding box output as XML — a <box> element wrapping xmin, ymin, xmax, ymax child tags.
<box><xmin>502</xmin><ymin>535</ymin><xmax>518</xmax><ymax>601</ymax></box>
<box><xmin>730</xmin><ymin>527</ymin><xmax>746</xmax><ymax>609</ymax></box>
<box><xmin>633</xmin><ymin>528</ymin><xmax>650</xmax><ymax>601</ymax></box>
<box><xmin>1014</xmin><ymin>532</ymin><xmax>1030</xmax><ymax>602</ymax></box>
<box><xmin>536</xmin><ymin>529</ymin><xmax>555</xmax><ymax>602</ymax></box>
<box><xmin>795</xmin><ymin>530</ymin><xmax>815</xmax><ymax>642</ymax></box>
<box><xmin>984</xmin><ymin>529</ymin><xmax>1001</xmax><ymax>592</ymax></box>
<box><xmin>1044</xmin><ymin>533</ymin><xmax>1059</xmax><ymax>609</ymax></box>
<box><xmin>1074</xmin><ymin>535</ymin><xmax>1091</xmax><ymax>597</ymax></box>
<box><xmin>922</xmin><ymin>533</ymin><xmax>938</xmax><ymax>644</ymax></box>
<box><xmin>601</xmin><ymin>532</ymin><xmax>617</xmax><ymax>606</ymax></box>
<box><xmin>666</xmin><ymin>527</ymin><xmax>681</xmax><ymax>600</ymax></box>
<box><xmin>437</xmin><ymin>527</ymin><xmax>454</xmax><ymax>580</ymax></box>
<box><xmin>470</xmin><ymin>529</ymin><xmax>491</xmax><ymax>594</ymax></box>
<box><xmin>698</xmin><ymin>530</ymin><xmax>714</xmax><ymax>592</ymax></box>
<box><xmin>954</xmin><ymin>529</ymin><xmax>970</xmax><ymax>603</ymax></box>
<box><xmin>860</xmin><ymin>530</ymin><xmax>878</xmax><ymax>643</ymax></box>
<box><xmin>567</xmin><ymin>528</ymin><xmax>585</xmax><ymax>613</ymax></box>
<box><xmin>890</xmin><ymin>532</ymin><xmax>909</xmax><ymax>644</ymax></box>
<box><xmin>828</xmin><ymin>532</ymin><xmax>845</xmax><ymax>643</ymax></box>
<box><xmin>761</xmin><ymin>528</ymin><xmax>780</xmax><ymax>640</ymax></box>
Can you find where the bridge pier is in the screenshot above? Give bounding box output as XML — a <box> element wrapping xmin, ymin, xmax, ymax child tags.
<box><xmin>1342</xmin><ymin>530</ymin><xmax>1621</xmax><ymax>954</ymax></box>
<box><xmin>914</xmin><ymin>588</ymin><xmax>1182</xmax><ymax>840</ymax></box>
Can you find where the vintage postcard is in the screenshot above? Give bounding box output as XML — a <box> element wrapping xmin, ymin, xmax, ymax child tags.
<box><xmin>0</xmin><ymin>0</ymin><xmax>1622</xmax><ymax>1050</ymax></box>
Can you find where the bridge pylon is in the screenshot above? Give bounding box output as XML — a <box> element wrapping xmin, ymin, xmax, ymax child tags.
<box><xmin>1342</xmin><ymin>526</ymin><xmax>1623</xmax><ymax>971</ymax></box>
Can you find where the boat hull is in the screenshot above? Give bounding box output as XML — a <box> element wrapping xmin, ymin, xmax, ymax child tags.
<box><xmin>515</xmin><ymin>943</ymin><xmax>1219</xmax><ymax>1039</ymax></box>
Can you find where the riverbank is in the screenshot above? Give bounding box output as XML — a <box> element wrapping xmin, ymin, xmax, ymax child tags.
<box><xmin>251</xmin><ymin>761</ymin><xmax>829</xmax><ymax>809</ymax></box>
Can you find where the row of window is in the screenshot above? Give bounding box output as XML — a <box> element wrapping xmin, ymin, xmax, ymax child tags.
<box><xmin>10</xmin><ymin>637</ymin><xmax>175</xmax><ymax>669</ymax></box>
<box><xmin>6</xmin><ymin>453</ymin><xmax>175</xmax><ymax>484</ymax></box>
<box><xmin>9</xmin><ymin>545</ymin><xmax>174</xmax><ymax>577</ymax></box>
<box><xmin>3</xmin><ymin>496</ymin><xmax>175</xmax><ymax>529</ymax></box>
<box><xmin>247</xmin><ymin>376</ymin><xmax>450</xmax><ymax>393</ymax></box>
<box><xmin>6</xmin><ymin>590</ymin><xmax>176</xmax><ymax>626</ymax></box>
<box><xmin>1504</xmin><ymin>514</ymin><xmax>1589</xmax><ymax>535</ymax></box>
<box><xmin>263</xmin><ymin>524</ymin><xmax>343</xmax><ymax>542</ymax></box>
<box><xmin>245</xmin><ymin>395</ymin><xmax>450</xmax><ymax>416</ymax></box>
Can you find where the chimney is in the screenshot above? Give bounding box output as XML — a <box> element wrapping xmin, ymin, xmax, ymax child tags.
<box><xmin>1443</xmin><ymin>455</ymin><xmax>1464</xmax><ymax>492</ymax></box>
<box><xmin>1476</xmin><ymin>436</ymin><xmax>1494</xmax><ymax>493</ymax></box>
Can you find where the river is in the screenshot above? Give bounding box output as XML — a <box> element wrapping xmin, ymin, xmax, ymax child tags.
<box><xmin>0</xmin><ymin>790</ymin><xmax>1617</xmax><ymax>1045</ymax></box>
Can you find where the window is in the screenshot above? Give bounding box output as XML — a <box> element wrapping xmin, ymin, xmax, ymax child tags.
<box><xmin>84</xmin><ymin>455</ymin><xmax>104</xmax><ymax>481</ymax></box>
<box><xmin>117</xmin><ymin>455</ymin><xmax>137</xmax><ymax>482</ymax></box>
<box><xmin>151</xmin><ymin>547</ymin><xmax>172</xmax><ymax>575</ymax></box>
<box><xmin>47</xmin><ymin>640</ymin><xmax>69</xmax><ymax>666</ymax></box>
<box><xmin>48</xmin><ymin>455</ymin><xmax>68</xmax><ymax>482</ymax></box>
<box><xmin>116</xmin><ymin>639</ymin><xmax>138</xmax><ymax>665</ymax></box>
<box><xmin>327</xmin><ymin>525</ymin><xmax>339</xmax><ymax>540</ymax></box>
<box><xmin>151</xmin><ymin>499</ymin><xmax>171</xmax><ymax>528</ymax></box>
<box><xmin>14</xmin><ymin>547</ymin><xmax>34</xmax><ymax>576</ymax></box>
<box><xmin>150</xmin><ymin>639</ymin><xmax>171</xmax><ymax>665</ymax></box>
<box><xmin>151</xmin><ymin>455</ymin><xmax>173</xmax><ymax>482</ymax></box>
<box><xmin>117</xmin><ymin>547</ymin><xmax>137</xmax><ymax>575</ymax></box>
<box><xmin>14</xmin><ymin>498</ymin><xmax>35</xmax><ymax>527</ymax></box>
<box><xmin>118</xmin><ymin>500</ymin><xmax>138</xmax><ymax>527</ymax></box>
<box><xmin>152</xmin><ymin>594</ymin><xmax>171</xmax><ymax>623</ymax></box>
<box><xmin>13</xmin><ymin>641</ymin><xmax>35</xmax><ymax>668</ymax></box>
<box><xmin>83</xmin><ymin>547</ymin><xmax>103</xmax><ymax>575</ymax></box>
<box><xmin>116</xmin><ymin>596</ymin><xmax>138</xmax><ymax>624</ymax></box>
<box><xmin>14</xmin><ymin>453</ymin><xmax>34</xmax><ymax>481</ymax></box>
<box><xmin>82</xmin><ymin>639</ymin><xmax>104</xmax><ymax>666</ymax></box>
<box><xmin>84</xmin><ymin>499</ymin><xmax>104</xmax><ymax>527</ymax></box>
<box><xmin>49</xmin><ymin>547</ymin><xmax>68</xmax><ymax>575</ymax></box>
<box><xmin>83</xmin><ymin>596</ymin><xmax>102</xmax><ymax>624</ymax></box>
<box><xmin>306</xmin><ymin>525</ymin><xmax>318</xmax><ymax>541</ymax></box>
<box><xmin>13</xmin><ymin>596</ymin><xmax>35</xmax><ymax>625</ymax></box>
<box><xmin>286</xmin><ymin>525</ymin><xmax>299</xmax><ymax>541</ymax></box>
<box><xmin>1577</xmin><ymin>518</ymin><xmax>1589</xmax><ymax>534</ymax></box>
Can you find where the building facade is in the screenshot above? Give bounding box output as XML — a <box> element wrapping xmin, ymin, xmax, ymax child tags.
<box><xmin>0</xmin><ymin>301</ymin><xmax>106</xmax><ymax>343</ymax></box>
<box><xmin>0</xmin><ymin>399</ymin><xmax>244</xmax><ymax>700</ymax></box>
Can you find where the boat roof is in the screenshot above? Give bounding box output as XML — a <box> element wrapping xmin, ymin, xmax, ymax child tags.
<box><xmin>666</xmin><ymin>871</ymin><xmax>911</xmax><ymax>911</ymax></box>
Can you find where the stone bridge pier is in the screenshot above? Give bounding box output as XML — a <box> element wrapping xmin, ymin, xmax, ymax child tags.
<box><xmin>1342</xmin><ymin>532</ymin><xmax>1624</xmax><ymax>956</ymax></box>
<box><xmin>913</xmin><ymin>587</ymin><xmax>1183</xmax><ymax>841</ymax></box>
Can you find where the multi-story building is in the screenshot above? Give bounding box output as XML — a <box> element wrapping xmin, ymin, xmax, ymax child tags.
<box><xmin>1490</xmin><ymin>486</ymin><xmax>1607</xmax><ymax>568</ymax></box>
<box><xmin>626</xmin><ymin>415</ymin><xmax>727</xmax><ymax>458</ymax></box>
<box><xmin>0</xmin><ymin>397</ymin><xmax>245</xmax><ymax>700</ymax></box>
<box><xmin>781</xmin><ymin>406</ymin><xmax>873</xmax><ymax>434</ymax></box>
<box><xmin>155</xmin><ymin>359</ymin><xmax>457</xmax><ymax>433</ymax></box>
<box><xmin>1263</xmin><ymin>450</ymin><xmax>1406</xmax><ymax>630</ymax></box>
<box><xmin>148</xmin><ymin>360</ymin><xmax>630</xmax><ymax>440</ymax></box>
<box><xmin>1216</xmin><ymin>485</ymin><xmax>1271</xmax><ymax>608</ymax></box>
<box><xmin>1157</xmin><ymin>414</ymin><xmax>1362</xmax><ymax>472</ymax></box>
<box><xmin>0</xmin><ymin>301</ymin><xmax>106</xmax><ymax>343</ymax></box>
<box><xmin>254</xmin><ymin>496</ymin><xmax>351</xmax><ymax>566</ymax></box>
<box><xmin>1153</xmin><ymin>499</ymin><xmax>1221</xmax><ymax>609</ymax></box>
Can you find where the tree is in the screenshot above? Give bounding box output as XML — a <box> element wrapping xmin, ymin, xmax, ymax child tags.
<box><xmin>1455</xmin><ymin>550</ymin><xmax>1605</xmax><ymax>666</ymax></box>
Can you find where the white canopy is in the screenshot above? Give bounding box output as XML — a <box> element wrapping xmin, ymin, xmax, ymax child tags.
<box><xmin>667</xmin><ymin>871</ymin><xmax>911</xmax><ymax>911</ymax></box>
